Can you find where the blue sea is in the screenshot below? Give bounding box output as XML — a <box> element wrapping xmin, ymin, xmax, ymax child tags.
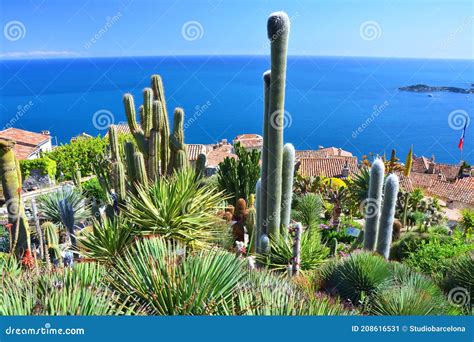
<box><xmin>0</xmin><ymin>56</ymin><xmax>472</xmax><ymax>163</ymax></box>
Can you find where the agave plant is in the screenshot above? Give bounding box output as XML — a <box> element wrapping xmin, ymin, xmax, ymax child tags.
<box><xmin>37</xmin><ymin>186</ymin><xmax>90</xmax><ymax>246</ymax></box>
<box><xmin>441</xmin><ymin>254</ymin><xmax>474</xmax><ymax>312</ymax></box>
<box><xmin>77</xmin><ymin>215</ymin><xmax>136</xmax><ymax>262</ymax></box>
<box><xmin>126</xmin><ymin>168</ymin><xmax>226</xmax><ymax>249</ymax></box>
<box><xmin>227</xmin><ymin>269</ymin><xmax>349</xmax><ymax>315</ymax></box>
<box><xmin>320</xmin><ymin>251</ymin><xmax>392</xmax><ymax>304</ymax></box>
<box><xmin>257</xmin><ymin>227</ymin><xmax>328</xmax><ymax>272</ymax></box>
<box><xmin>108</xmin><ymin>237</ymin><xmax>246</xmax><ymax>315</ymax></box>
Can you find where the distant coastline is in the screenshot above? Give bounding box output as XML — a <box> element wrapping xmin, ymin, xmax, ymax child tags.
<box><xmin>399</xmin><ymin>84</ymin><xmax>474</xmax><ymax>94</ymax></box>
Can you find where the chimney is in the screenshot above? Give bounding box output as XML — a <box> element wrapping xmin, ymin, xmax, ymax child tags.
<box><xmin>427</xmin><ymin>162</ymin><xmax>436</xmax><ymax>174</ymax></box>
<box><xmin>341</xmin><ymin>160</ymin><xmax>350</xmax><ymax>178</ymax></box>
<box><xmin>338</xmin><ymin>148</ymin><xmax>342</xmax><ymax>156</ymax></box>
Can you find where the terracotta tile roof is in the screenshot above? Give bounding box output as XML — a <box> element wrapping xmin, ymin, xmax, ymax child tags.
<box><xmin>296</xmin><ymin>147</ymin><xmax>353</xmax><ymax>159</ymax></box>
<box><xmin>206</xmin><ymin>144</ymin><xmax>236</xmax><ymax>168</ymax></box>
<box><xmin>409</xmin><ymin>172</ymin><xmax>446</xmax><ymax>189</ymax></box>
<box><xmin>393</xmin><ymin>171</ymin><xmax>414</xmax><ymax>192</ymax></box>
<box><xmin>412</xmin><ymin>156</ymin><xmax>430</xmax><ymax>173</ymax></box>
<box><xmin>432</xmin><ymin>163</ymin><xmax>460</xmax><ymax>180</ymax></box>
<box><xmin>233</xmin><ymin>134</ymin><xmax>263</xmax><ymax>149</ymax></box>
<box><xmin>106</xmin><ymin>123</ymin><xmax>133</xmax><ymax>136</ymax></box>
<box><xmin>0</xmin><ymin>128</ymin><xmax>51</xmax><ymax>160</ymax></box>
<box><xmin>296</xmin><ymin>156</ymin><xmax>358</xmax><ymax>179</ymax></box>
<box><xmin>187</xmin><ymin>144</ymin><xmax>207</xmax><ymax>161</ymax></box>
<box><xmin>427</xmin><ymin>177</ymin><xmax>474</xmax><ymax>205</ymax></box>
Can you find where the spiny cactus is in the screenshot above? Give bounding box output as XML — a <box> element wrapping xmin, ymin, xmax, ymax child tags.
<box><xmin>0</xmin><ymin>139</ymin><xmax>31</xmax><ymax>259</ymax></box>
<box><xmin>260</xmin><ymin>71</ymin><xmax>271</xmax><ymax>234</ymax></box>
<box><xmin>196</xmin><ymin>153</ymin><xmax>206</xmax><ymax>178</ymax></box>
<box><xmin>72</xmin><ymin>162</ymin><xmax>82</xmax><ymax>190</ymax></box>
<box><xmin>264</xmin><ymin>11</ymin><xmax>290</xmax><ymax>239</ymax></box>
<box><xmin>255</xmin><ymin>179</ymin><xmax>262</xmax><ymax>253</ymax></box>
<box><xmin>108</xmin><ymin>125</ymin><xmax>127</xmax><ymax>203</ymax></box>
<box><xmin>330</xmin><ymin>237</ymin><xmax>338</xmax><ymax>257</ymax></box>
<box><xmin>151</xmin><ymin>74</ymin><xmax>170</xmax><ymax>175</ymax></box>
<box><xmin>376</xmin><ymin>174</ymin><xmax>399</xmax><ymax>259</ymax></box>
<box><xmin>246</xmin><ymin>194</ymin><xmax>256</xmax><ymax>251</ymax></box>
<box><xmin>169</xmin><ymin>108</ymin><xmax>188</xmax><ymax>173</ymax></box>
<box><xmin>290</xmin><ymin>222</ymin><xmax>302</xmax><ymax>276</ymax></box>
<box><xmin>363</xmin><ymin>158</ymin><xmax>385</xmax><ymax>251</ymax></box>
<box><xmin>280</xmin><ymin>143</ymin><xmax>295</xmax><ymax>231</ymax></box>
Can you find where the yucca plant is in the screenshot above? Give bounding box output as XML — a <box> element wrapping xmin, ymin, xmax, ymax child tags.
<box><xmin>227</xmin><ymin>269</ymin><xmax>349</xmax><ymax>315</ymax></box>
<box><xmin>291</xmin><ymin>193</ymin><xmax>323</xmax><ymax>231</ymax></box>
<box><xmin>126</xmin><ymin>168</ymin><xmax>226</xmax><ymax>249</ymax></box>
<box><xmin>108</xmin><ymin>237</ymin><xmax>246</xmax><ymax>315</ymax></box>
<box><xmin>37</xmin><ymin>186</ymin><xmax>90</xmax><ymax>246</ymax></box>
<box><xmin>257</xmin><ymin>227</ymin><xmax>328</xmax><ymax>272</ymax></box>
<box><xmin>371</xmin><ymin>263</ymin><xmax>453</xmax><ymax>315</ymax></box>
<box><xmin>320</xmin><ymin>251</ymin><xmax>392</xmax><ymax>304</ymax></box>
<box><xmin>77</xmin><ymin>215</ymin><xmax>136</xmax><ymax>262</ymax></box>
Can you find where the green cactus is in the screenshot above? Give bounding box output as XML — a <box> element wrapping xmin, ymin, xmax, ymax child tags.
<box><xmin>151</xmin><ymin>74</ymin><xmax>170</xmax><ymax>175</ymax></box>
<box><xmin>0</xmin><ymin>139</ymin><xmax>31</xmax><ymax>259</ymax></box>
<box><xmin>330</xmin><ymin>237</ymin><xmax>338</xmax><ymax>257</ymax></box>
<box><xmin>196</xmin><ymin>153</ymin><xmax>206</xmax><ymax>178</ymax></box>
<box><xmin>264</xmin><ymin>12</ymin><xmax>290</xmax><ymax>239</ymax></box>
<box><xmin>255</xmin><ymin>179</ymin><xmax>262</xmax><ymax>253</ymax></box>
<box><xmin>142</xmin><ymin>88</ymin><xmax>153</xmax><ymax>138</ymax></box>
<box><xmin>280</xmin><ymin>143</ymin><xmax>295</xmax><ymax>230</ymax></box>
<box><xmin>169</xmin><ymin>108</ymin><xmax>188</xmax><ymax>173</ymax></box>
<box><xmin>363</xmin><ymin>158</ymin><xmax>385</xmax><ymax>251</ymax></box>
<box><xmin>72</xmin><ymin>162</ymin><xmax>82</xmax><ymax>190</ymax></box>
<box><xmin>133</xmin><ymin>151</ymin><xmax>148</xmax><ymax>187</ymax></box>
<box><xmin>246</xmin><ymin>194</ymin><xmax>256</xmax><ymax>251</ymax></box>
<box><xmin>260</xmin><ymin>70</ymin><xmax>271</xmax><ymax>234</ymax></box>
<box><xmin>42</xmin><ymin>221</ymin><xmax>61</xmax><ymax>263</ymax></box>
<box><xmin>290</xmin><ymin>222</ymin><xmax>302</xmax><ymax>276</ymax></box>
<box><xmin>123</xmin><ymin>141</ymin><xmax>136</xmax><ymax>182</ymax></box>
<box><xmin>376</xmin><ymin>174</ymin><xmax>399</xmax><ymax>259</ymax></box>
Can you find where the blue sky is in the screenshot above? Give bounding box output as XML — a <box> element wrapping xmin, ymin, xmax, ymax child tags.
<box><xmin>0</xmin><ymin>0</ymin><xmax>472</xmax><ymax>59</ymax></box>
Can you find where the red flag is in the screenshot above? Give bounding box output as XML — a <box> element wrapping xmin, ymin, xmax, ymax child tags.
<box><xmin>458</xmin><ymin>121</ymin><xmax>467</xmax><ymax>150</ymax></box>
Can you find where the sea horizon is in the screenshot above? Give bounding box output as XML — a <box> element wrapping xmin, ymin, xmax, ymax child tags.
<box><xmin>1</xmin><ymin>55</ymin><xmax>472</xmax><ymax>164</ymax></box>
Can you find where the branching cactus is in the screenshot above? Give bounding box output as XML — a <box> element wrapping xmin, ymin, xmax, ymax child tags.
<box><xmin>363</xmin><ymin>158</ymin><xmax>385</xmax><ymax>250</ymax></box>
<box><xmin>0</xmin><ymin>139</ymin><xmax>31</xmax><ymax>259</ymax></box>
<box><xmin>168</xmin><ymin>108</ymin><xmax>188</xmax><ymax>173</ymax></box>
<box><xmin>376</xmin><ymin>174</ymin><xmax>399</xmax><ymax>259</ymax></box>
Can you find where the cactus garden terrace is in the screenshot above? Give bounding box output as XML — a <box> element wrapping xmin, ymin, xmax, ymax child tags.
<box><xmin>0</xmin><ymin>11</ymin><xmax>473</xmax><ymax>319</ymax></box>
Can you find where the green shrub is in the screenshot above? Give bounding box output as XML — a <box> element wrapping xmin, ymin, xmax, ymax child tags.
<box><xmin>441</xmin><ymin>254</ymin><xmax>474</xmax><ymax>311</ymax></box>
<box><xmin>81</xmin><ymin>177</ymin><xmax>108</xmax><ymax>202</ymax></box>
<box><xmin>403</xmin><ymin>232</ymin><xmax>473</xmax><ymax>277</ymax></box>
<box><xmin>320</xmin><ymin>252</ymin><xmax>392</xmax><ymax>304</ymax></box>
<box><xmin>459</xmin><ymin>209</ymin><xmax>474</xmax><ymax>236</ymax></box>
<box><xmin>45</xmin><ymin>136</ymin><xmax>107</xmax><ymax>180</ymax></box>
<box><xmin>217</xmin><ymin>142</ymin><xmax>260</xmax><ymax>206</ymax></box>
<box><xmin>20</xmin><ymin>157</ymin><xmax>57</xmax><ymax>179</ymax></box>
<box><xmin>389</xmin><ymin>231</ymin><xmax>452</xmax><ymax>261</ymax></box>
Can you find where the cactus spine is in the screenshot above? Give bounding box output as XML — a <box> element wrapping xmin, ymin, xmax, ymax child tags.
<box><xmin>376</xmin><ymin>174</ymin><xmax>399</xmax><ymax>259</ymax></box>
<box><xmin>280</xmin><ymin>143</ymin><xmax>295</xmax><ymax>230</ymax></box>
<box><xmin>363</xmin><ymin>158</ymin><xmax>385</xmax><ymax>250</ymax></box>
<box><xmin>0</xmin><ymin>139</ymin><xmax>31</xmax><ymax>259</ymax></box>
<box><xmin>264</xmin><ymin>12</ymin><xmax>290</xmax><ymax>239</ymax></box>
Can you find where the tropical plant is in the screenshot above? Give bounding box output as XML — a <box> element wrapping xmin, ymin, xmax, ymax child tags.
<box><xmin>77</xmin><ymin>215</ymin><xmax>136</xmax><ymax>262</ymax></box>
<box><xmin>349</xmin><ymin>167</ymin><xmax>370</xmax><ymax>204</ymax></box>
<box><xmin>320</xmin><ymin>252</ymin><xmax>392</xmax><ymax>304</ymax></box>
<box><xmin>126</xmin><ymin>168</ymin><xmax>225</xmax><ymax>249</ymax></box>
<box><xmin>108</xmin><ymin>237</ymin><xmax>246</xmax><ymax>315</ymax></box>
<box><xmin>20</xmin><ymin>157</ymin><xmax>57</xmax><ymax>180</ymax></box>
<box><xmin>459</xmin><ymin>209</ymin><xmax>474</xmax><ymax>236</ymax></box>
<box><xmin>257</xmin><ymin>227</ymin><xmax>329</xmax><ymax>272</ymax></box>
<box><xmin>217</xmin><ymin>142</ymin><xmax>260</xmax><ymax>206</ymax></box>
<box><xmin>293</xmin><ymin>174</ymin><xmax>325</xmax><ymax>195</ymax></box>
<box><xmin>81</xmin><ymin>177</ymin><xmax>109</xmax><ymax>202</ymax></box>
<box><xmin>291</xmin><ymin>193</ymin><xmax>323</xmax><ymax>231</ymax></box>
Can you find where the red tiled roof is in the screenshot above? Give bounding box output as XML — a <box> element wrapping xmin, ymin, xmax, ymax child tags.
<box><xmin>427</xmin><ymin>177</ymin><xmax>474</xmax><ymax>205</ymax></box>
<box><xmin>206</xmin><ymin>144</ymin><xmax>236</xmax><ymax>167</ymax></box>
<box><xmin>187</xmin><ymin>144</ymin><xmax>206</xmax><ymax>161</ymax></box>
<box><xmin>233</xmin><ymin>134</ymin><xmax>263</xmax><ymax>149</ymax></box>
<box><xmin>297</xmin><ymin>156</ymin><xmax>358</xmax><ymax>179</ymax></box>
<box><xmin>409</xmin><ymin>172</ymin><xmax>446</xmax><ymax>189</ymax></box>
<box><xmin>411</xmin><ymin>156</ymin><xmax>430</xmax><ymax>173</ymax></box>
<box><xmin>0</xmin><ymin>128</ymin><xmax>51</xmax><ymax>160</ymax></box>
<box><xmin>432</xmin><ymin>163</ymin><xmax>460</xmax><ymax>180</ymax></box>
<box><xmin>296</xmin><ymin>147</ymin><xmax>353</xmax><ymax>159</ymax></box>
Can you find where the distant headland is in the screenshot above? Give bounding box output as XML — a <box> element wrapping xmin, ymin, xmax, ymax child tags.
<box><xmin>399</xmin><ymin>84</ymin><xmax>474</xmax><ymax>94</ymax></box>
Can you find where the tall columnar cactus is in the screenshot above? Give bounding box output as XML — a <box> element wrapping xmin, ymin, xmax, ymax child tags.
<box><xmin>255</xmin><ymin>179</ymin><xmax>262</xmax><ymax>253</ymax></box>
<box><xmin>363</xmin><ymin>158</ymin><xmax>385</xmax><ymax>250</ymax></box>
<box><xmin>108</xmin><ymin>125</ymin><xmax>126</xmax><ymax>203</ymax></box>
<box><xmin>376</xmin><ymin>174</ymin><xmax>399</xmax><ymax>259</ymax></box>
<box><xmin>246</xmin><ymin>194</ymin><xmax>256</xmax><ymax>251</ymax></box>
<box><xmin>260</xmin><ymin>71</ymin><xmax>271</xmax><ymax>234</ymax></box>
<box><xmin>290</xmin><ymin>222</ymin><xmax>302</xmax><ymax>276</ymax></box>
<box><xmin>169</xmin><ymin>108</ymin><xmax>188</xmax><ymax>173</ymax></box>
<box><xmin>151</xmin><ymin>74</ymin><xmax>170</xmax><ymax>175</ymax></box>
<box><xmin>0</xmin><ymin>139</ymin><xmax>31</xmax><ymax>259</ymax></box>
<box><xmin>264</xmin><ymin>12</ymin><xmax>290</xmax><ymax>239</ymax></box>
<box><xmin>280</xmin><ymin>143</ymin><xmax>295</xmax><ymax>231</ymax></box>
<box><xmin>72</xmin><ymin>162</ymin><xmax>82</xmax><ymax>190</ymax></box>
<box><xmin>133</xmin><ymin>151</ymin><xmax>148</xmax><ymax>187</ymax></box>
